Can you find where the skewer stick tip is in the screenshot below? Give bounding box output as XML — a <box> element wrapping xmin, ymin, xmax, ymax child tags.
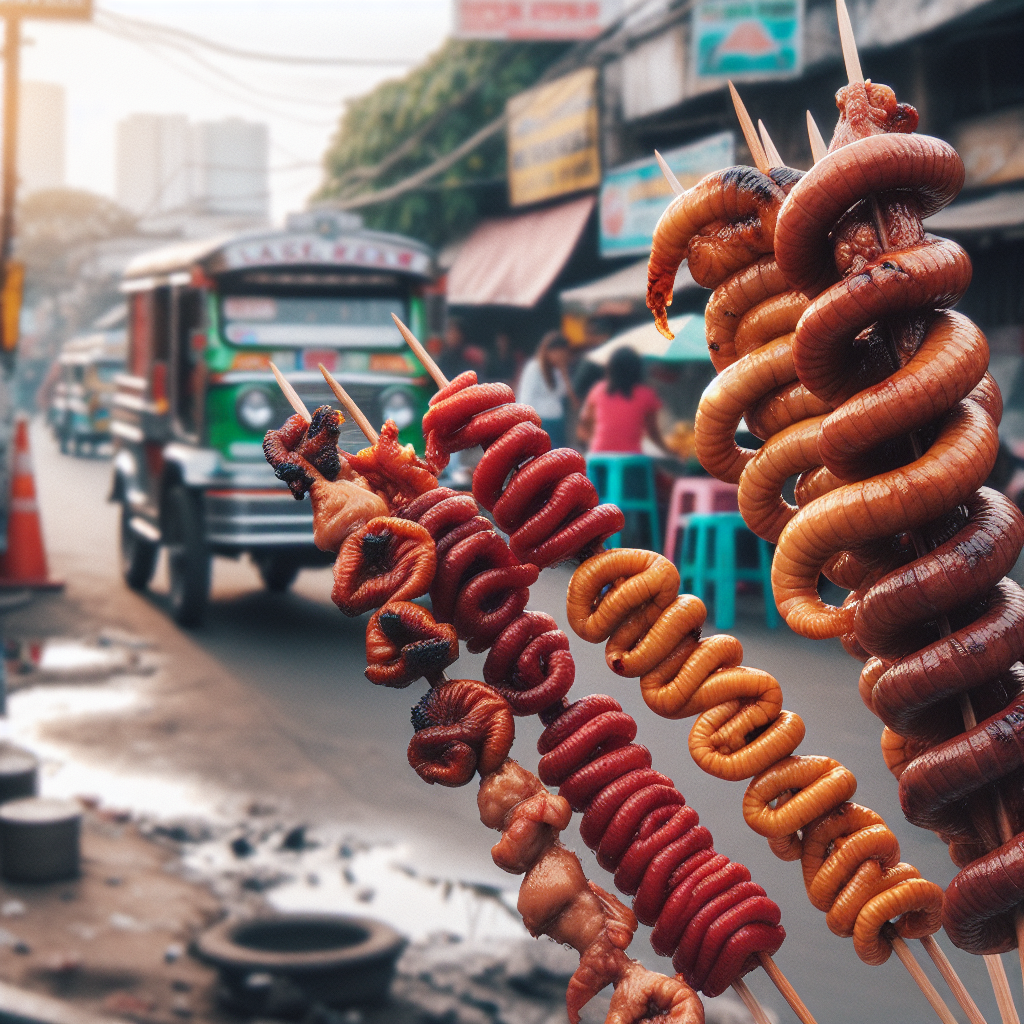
<box><xmin>655</xmin><ymin>149</ymin><xmax>684</xmax><ymax>195</ymax></box>
<box><xmin>270</xmin><ymin>361</ymin><xmax>311</xmax><ymax>424</ymax></box>
<box><xmin>806</xmin><ymin>110</ymin><xmax>829</xmax><ymax>165</ymax></box>
<box><xmin>392</xmin><ymin>313</ymin><xmax>449</xmax><ymax>389</ymax></box>
<box><xmin>318</xmin><ymin>363</ymin><xmax>379</xmax><ymax>444</ymax></box>
<box><xmin>835</xmin><ymin>0</ymin><xmax>864</xmax><ymax>84</ymax></box>
<box><xmin>757</xmin><ymin>119</ymin><xmax>785</xmax><ymax>169</ymax></box>
<box><xmin>727</xmin><ymin>81</ymin><xmax>771</xmax><ymax>174</ymax></box>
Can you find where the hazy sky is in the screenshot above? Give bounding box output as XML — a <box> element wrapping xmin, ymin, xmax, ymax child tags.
<box><xmin>20</xmin><ymin>0</ymin><xmax>453</xmax><ymax>221</ymax></box>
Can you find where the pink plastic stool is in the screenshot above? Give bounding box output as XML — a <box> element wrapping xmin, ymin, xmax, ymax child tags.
<box><xmin>663</xmin><ymin>477</ymin><xmax>739</xmax><ymax>563</ymax></box>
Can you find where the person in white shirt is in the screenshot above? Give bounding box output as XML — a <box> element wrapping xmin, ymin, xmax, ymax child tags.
<box><xmin>516</xmin><ymin>331</ymin><xmax>575</xmax><ymax>448</ymax></box>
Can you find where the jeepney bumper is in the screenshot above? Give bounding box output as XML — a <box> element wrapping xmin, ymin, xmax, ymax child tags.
<box><xmin>164</xmin><ymin>445</ymin><xmax>318</xmax><ymax>550</ymax></box>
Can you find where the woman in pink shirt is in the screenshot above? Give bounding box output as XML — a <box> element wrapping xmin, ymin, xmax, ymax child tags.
<box><xmin>577</xmin><ymin>346</ymin><xmax>671</xmax><ymax>455</ymax></box>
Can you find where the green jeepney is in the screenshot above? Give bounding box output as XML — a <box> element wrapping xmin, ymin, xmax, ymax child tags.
<box><xmin>110</xmin><ymin>211</ymin><xmax>434</xmax><ymax>626</ymax></box>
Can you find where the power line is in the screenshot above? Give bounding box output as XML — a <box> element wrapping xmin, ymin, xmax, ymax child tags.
<box><xmin>93</xmin><ymin>20</ymin><xmax>349</xmax><ymax>112</ymax></box>
<box><xmin>94</xmin><ymin>7</ymin><xmax>416</xmax><ymax>69</ymax></box>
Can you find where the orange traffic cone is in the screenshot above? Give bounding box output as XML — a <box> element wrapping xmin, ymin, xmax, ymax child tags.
<box><xmin>0</xmin><ymin>417</ymin><xmax>62</xmax><ymax>590</ymax></box>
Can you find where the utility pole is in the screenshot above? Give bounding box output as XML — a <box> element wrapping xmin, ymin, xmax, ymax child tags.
<box><xmin>0</xmin><ymin>13</ymin><xmax>19</xmax><ymax>272</ymax></box>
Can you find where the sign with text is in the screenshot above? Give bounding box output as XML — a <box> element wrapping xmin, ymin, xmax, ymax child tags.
<box><xmin>693</xmin><ymin>0</ymin><xmax>803</xmax><ymax>80</ymax></box>
<box><xmin>507</xmin><ymin>67</ymin><xmax>600</xmax><ymax>208</ymax></box>
<box><xmin>599</xmin><ymin>132</ymin><xmax>735</xmax><ymax>256</ymax></box>
<box><xmin>0</xmin><ymin>0</ymin><xmax>92</xmax><ymax>17</ymax></box>
<box><xmin>455</xmin><ymin>1</ymin><xmax>608</xmax><ymax>39</ymax></box>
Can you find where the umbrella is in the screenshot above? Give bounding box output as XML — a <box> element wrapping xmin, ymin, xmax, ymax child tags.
<box><xmin>583</xmin><ymin>314</ymin><xmax>709</xmax><ymax>365</ymax></box>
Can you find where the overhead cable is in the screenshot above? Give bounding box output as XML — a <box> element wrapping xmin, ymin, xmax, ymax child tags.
<box><xmin>94</xmin><ymin>6</ymin><xmax>416</xmax><ymax>68</ymax></box>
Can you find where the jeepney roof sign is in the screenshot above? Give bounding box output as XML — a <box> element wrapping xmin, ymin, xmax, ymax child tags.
<box><xmin>122</xmin><ymin>228</ymin><xmax>434</xmax><ymax>283</ymax></box>
<box><xmin>216</xmin><ymin>234</ymin><xmax>432</xmax><ymax>276</ymax></box>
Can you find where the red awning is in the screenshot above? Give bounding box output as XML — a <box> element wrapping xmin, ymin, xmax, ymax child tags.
<box><xmin>446</xmin><ymin>195</ymin><xmax>596</xmax><ymax>307</ymax></box>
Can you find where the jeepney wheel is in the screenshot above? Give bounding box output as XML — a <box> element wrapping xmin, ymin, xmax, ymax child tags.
<box><xmin>120</xmin><ymin>504</ymin><xmax>158</xmax><ymax>591</ymax></box>
<box><xmin>165</xmin><ymin>485</ymin><xmax>211</xmax><ymax>627</ymax></box>
<box><xmin>255</xmin><ymin>554</ymin><xmax>301</xmax><ymax>593</ymax></box>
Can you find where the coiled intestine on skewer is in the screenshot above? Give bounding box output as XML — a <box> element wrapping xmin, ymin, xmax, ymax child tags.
<box><xmin>763</xmin><ymin>76</ymin><xmax>1024</xmax><ymax>957</ymax></box>
<box><xmin>566</xmin><ymin>546</ymin><xmax>944</xmax><ymax>967</ymax></box>
<box><xmin>329</xmin><ymin>489</ymin><xmax>789</xmax><ymax>1003</ymax></box>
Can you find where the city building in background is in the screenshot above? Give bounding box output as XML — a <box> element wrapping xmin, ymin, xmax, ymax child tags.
<box><xmin>18</xmin><ymin>81</ymin><xmax>66</xmax><ymax>197</ymax></box>
<box><xmin>115</xmin><ymin>113</ymin><xmax>269</xmax><ymax>234</ymax></box>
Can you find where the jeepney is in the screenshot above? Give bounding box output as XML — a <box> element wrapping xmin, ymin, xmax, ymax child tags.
<box><xmin>110</xmin><ymin>211</ymin><xmax>434</xmax><ymax>626</ymax></box>
<box><xmin>50</xmin><ymin>325</ymin><xmax>126</xmax><ymax>455</ymax></box>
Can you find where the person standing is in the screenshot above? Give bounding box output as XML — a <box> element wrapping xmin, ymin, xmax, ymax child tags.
<box><xmin>516</xmin><ymin>331</ymin><xmax>574</xmax><ymax>448</ymax></box>
<box><xmin>577</xmin><ymin>345</ymin><xmax>670</xmax><ymax>455</ymax></box>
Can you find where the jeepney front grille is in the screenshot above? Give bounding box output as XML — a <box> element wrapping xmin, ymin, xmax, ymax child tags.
<box><xmin>275</xmin><ymin>383</ymin><xmax>383</xmax><ymax>453</ymax></box>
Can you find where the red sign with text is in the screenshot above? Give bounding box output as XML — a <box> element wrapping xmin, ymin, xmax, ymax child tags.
<box><xmin>455</xmin><ymin>1</ymin><xmax>606</xmax><ymax>40</ymax></box>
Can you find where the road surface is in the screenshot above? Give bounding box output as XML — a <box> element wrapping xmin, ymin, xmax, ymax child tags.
<box><xmin>10</xmin><ymin>419</ymin><xmax>1022</xmax><ymax>1024</ymax></box>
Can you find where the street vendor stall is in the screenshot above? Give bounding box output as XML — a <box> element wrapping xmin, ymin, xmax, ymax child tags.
<box><xmin>580</xmin><ymin>313</ymin><xmax>721</xmax><ymax>466</ymax></box>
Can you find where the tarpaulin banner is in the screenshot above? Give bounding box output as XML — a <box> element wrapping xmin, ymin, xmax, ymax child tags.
<box><xmin>599</xmin><ymin>132</ymin><xmax>735</xmax><ymax>256</ymax></box>
<box><xmin>455</xmin><ymin>1</ymin><xmax>609</xmax><ymax>39</ymax></box>
<box><xmin>692</xmin><ymin>0</ymin><xmax>803</xmax><ymax>80</ymax></box>
<box><xmin>506</xmin><ymin>67</ymin><xmax>600</xmax><ymax>208</ymax></box>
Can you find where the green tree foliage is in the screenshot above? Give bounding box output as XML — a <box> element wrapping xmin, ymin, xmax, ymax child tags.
<box><xmin>16</xmin><ymin>188</ymin><xmax>137</xmax><ymax>294</ymax></box>
<box><xmin>315</xmin><ymin>39</ymin><xmax>568</xmax><ymax>248</ymax></box>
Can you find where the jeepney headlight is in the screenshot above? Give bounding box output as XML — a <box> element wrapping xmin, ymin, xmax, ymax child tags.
<box><xmin>381</xmin><ymin>389</ymin><xmax>416</xmax><ymax>430</ymax></box>
<box><xmin>237</xmin><ymin>388</ymin><xmax>275</xmax><ymax>431</ymax></box>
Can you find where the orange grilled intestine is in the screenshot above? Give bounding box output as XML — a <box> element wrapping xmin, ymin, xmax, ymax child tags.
<box><xmin>566</xmin><ymin>548</ymin><xmax>943</xmax><ymax>965</ymax></box>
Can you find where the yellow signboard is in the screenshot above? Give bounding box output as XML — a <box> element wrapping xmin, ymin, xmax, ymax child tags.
<box><xmin>1</xmin><ymin>262</ymin><xmax>23</xmax><ymax>352</ymax></box>
<box><xmin>506</xmin><ymin>68</ymin><xmax>600</xmax><ymax>208</ymax></box>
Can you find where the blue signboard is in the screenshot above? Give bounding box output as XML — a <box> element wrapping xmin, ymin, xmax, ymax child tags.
<box><xmin>599</xmin><ymin>133</ymin><xmax>736</xmax><ymax>257</ymax></box>
<box><xmin>693</xmin><ymin>0</ymin><xmax>803</xmax><ymax>80</ymax></box>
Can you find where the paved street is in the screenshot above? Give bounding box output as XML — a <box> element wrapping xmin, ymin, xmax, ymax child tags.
<box><xmin>7</xmin><ymin>418</ymin><xmax>1023</xmax><ymax>1024</ymax></box>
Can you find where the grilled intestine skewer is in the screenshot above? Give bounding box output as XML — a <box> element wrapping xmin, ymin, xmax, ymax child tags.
<box><xmin>265</xmin><ymin>380</ymin><xmax>788</xmax><ymax>1022</ymax></box>
<box><xmin>774</xmin><ymin>0</ymin><xmax>1024</xmax><ymax>998</ymax></box>
<box><xmin>392</xmin><ymin>320</ymin><xmax>980</xmax><ymax>1023</ymax></box>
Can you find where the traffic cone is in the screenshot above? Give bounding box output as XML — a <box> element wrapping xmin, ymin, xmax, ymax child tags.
<box><xmin>0</xmin><ymin>417</ymin><xmax>62</xmax><ymax>590</ymax></box>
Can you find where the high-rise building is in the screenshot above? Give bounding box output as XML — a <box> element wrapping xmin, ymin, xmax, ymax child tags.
<box><xmin>19</xmin><ymin>82</ymin><xmax>66</xmax><ymax>197</ymax></box>
<box><xmin>115</xmin><ymin>113</ymin><xmax>191</xmax><ymax>218</ymax></box>
<box><xmin>191</xmin><ymin>119</ymin><xmax>269</xmax><ymax>219</ymax></box>
<box><xmin>115</xmin><ymin>113</ymin><xmax>269</xmax><ymax>226</ymax></box>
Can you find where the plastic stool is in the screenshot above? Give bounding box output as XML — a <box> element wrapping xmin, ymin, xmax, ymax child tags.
<box><xmin>678</xmin><ymin>513</ymin><xmax>780</xmax><ymax>630</ymax></box>
<box><xmin>586</xmin><ymin>454</ymin><xmax>660</xmax><ymax>551</ymax></box>
<box><xmin>663</xmin><ymin>478</ymin><xmax>739</xmax><ymax>563</ymax></box>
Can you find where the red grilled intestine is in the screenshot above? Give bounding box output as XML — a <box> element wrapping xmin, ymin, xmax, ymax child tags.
<box><xmin>397</xmin><ymin>487</ymin><xmax>539</xmax><ymax>653</ymax></box>
<box><xmin>537</xmin><ymin>694</ymin><xmax>785</xmax><ymax>998</ymax></box>
<box><xmin>422</xmin><ymin>374</ymin><xmax>624</xmax><ymax>567</ymax></box>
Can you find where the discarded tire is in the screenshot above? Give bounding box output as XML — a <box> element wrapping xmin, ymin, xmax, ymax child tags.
<box><xmin>0</xmin><ymin>745</ymin><xmax>38</xmax><ymax>805</ymax></box>
<box><xmin>0</xmin><ymin>797</ymin><xmax>80</xmax><ymax>882</ymax></box>
<box><xmin>194</xmin><ymin>913</ymin><xmax>406</xmax><ymax>1012</ymax></box>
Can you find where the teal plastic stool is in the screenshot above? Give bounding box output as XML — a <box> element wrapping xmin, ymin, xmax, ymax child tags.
<box><xmin>678</xmin><ymin>512</ymin><xmax>780</xmax><ymax>630</ymax></box>
<box><xmin>586</xmin><ymin>454</ymin><xmax>660</xmax><ymax>552</ymax></box>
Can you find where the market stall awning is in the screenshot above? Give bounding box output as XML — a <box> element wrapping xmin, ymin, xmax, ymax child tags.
<box><xmin>925</xmin><ymin>189</ymin><xmax>1024</xmax><ymax>235</ymax></box>
<box><xmin>446</xmin><ymin>196</ymin><xmax>596</xmax><ymax>307</ymax></box>
<box><xmin>560</xmin><ymin>259</ymin><xmax>701</xmax><ymax>317</ymax></box>
<box><xmin>585</xmin><ymin>314</ymin><xmax>709</xmax><ymax>364</ymax></box>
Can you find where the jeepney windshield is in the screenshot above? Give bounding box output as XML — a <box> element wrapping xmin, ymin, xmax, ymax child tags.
<box><xmin>220</xmin><ymin>295</ymin><xmax>406</xmax><ymax>349</ymax></box>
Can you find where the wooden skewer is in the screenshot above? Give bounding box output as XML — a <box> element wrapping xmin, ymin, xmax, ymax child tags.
<box><xmin>919</xmin><ymin>936</ymin><xmax>990</xmax><ymax>1024</ymax></box>
<box><xmin>655</xmin><ymin>149</ymin><xmax>684</xmax><ymax>196</ymax></box>
<box><xmin>731</xmin><ymin>979</ymin><xmax>773</xmax><ymax>1024</ymax></box>
<box><xmin>270</xmin><ymin>361</ymin><xmax>311</xmax><ymax>423</ymax></box>
<box><xmin>985</xmin><ymin>953</ymin><xmax>1021</xmax><ymax>1024</ymax></box>
<box><xmin>757</xmin><ymin>120</ymin><xmax>785</xmax><ymax>169</ymax></box>
<box><xmin>889</xmin><ymin>934</ymin><xmax>962</xmax><ymax>1024</ymax></box>
<box><xmin>727</xmin><ymin>81</ymin><xmax>771</xmax><ymax>174</ymax></box>
<box><xmin>758</xmin><ymin>953</ymin><xmax>819</xmax><ymax>1024</ymax></box>
<box><xmin>835</xmin><ymin>0</ymin><xmax>865</xmax><ymax>84</ymax></box>
<box><xmin>806</xmin><ymin>110</ymin><xmax>829</xmax><ymax>164</ymax></box>
<box><xmin>392</xmin><ymin>313</ymin><xmax>450</xmax><ymax>390</ymax></box>
<box><xmin>318</xmin><ymin>363</ymin><xmax>379</xmax><ymax>444</ymax></box>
